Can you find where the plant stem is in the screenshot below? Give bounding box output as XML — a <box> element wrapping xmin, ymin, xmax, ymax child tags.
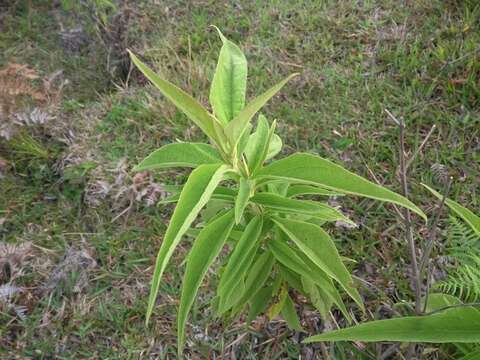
<box><xmin>396</xmin><ymin>117</ymin><xmax>422</xmax><ymax>315</ymax></box>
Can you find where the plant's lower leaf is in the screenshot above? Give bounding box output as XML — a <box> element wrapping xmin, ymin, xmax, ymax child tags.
<box><xmin>178</xmin><ymin>210</ymin><xmax>235</xmax><ymax>356</ymax></box>
<box><xmin>302</xmin><ymin>275</ymin><xmax>332</xmax><ymax>319</ymax></box>
<box><xmin>146</xmin><ymin>164</ymin><xmax>229</xmax><ymax>324</ymax></box>
<box><xmin>267</xmin><ymin>282</ymin><xmax>288</xmax><ymax>320</ymax></box>
<box><xmin>304</xmin><ymin>307</ymin><xmax>480</xmax><ymax>343</ymax></box>
<box><xmin>231</xmin><ymin>250</ymin><xmax>275</xmax><ymax>314</ymax></box>
<box><xmin>269</xmin><ymin>234</ymin><xmax>351</xmax><ymax>321</ymax></box>
<box><xmin>272</xmin><ymin>217</ymin><xmax>363</xmax><ymax>310</ymax></box>
<box><xmin>217</xmin><ymin>216</ymin><xmax>263</xmax><ymax>313</ymax></box>
<box><xmin>282</xmin><ymin>294</ymin><xmax>303</xmax><ymax>331</ymax></box>
<box><xmin>247</xmin><ymin>286</ymin><xmax>273</xmax><ymax>323</ymax></box>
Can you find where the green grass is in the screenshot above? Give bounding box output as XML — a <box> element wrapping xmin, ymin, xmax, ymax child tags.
<box><xmin>0</xmin><ymin>0</ymin><xmax>479</xmax><ymax>358</ymax></box>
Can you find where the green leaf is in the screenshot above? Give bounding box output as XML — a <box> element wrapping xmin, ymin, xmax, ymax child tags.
<box><xmin>267</xmin><ymin>282</ymin><xmax>288</xmax><ymax>320</ymax></box>
<box><xmin>424</xmin><ymin>293</ymin><xmax>462</xmax><ymax>313</ymax></box>
<box><xmin>232</xmin><ymin>250</ymin><xmax>275</xmax><ymax>313</ymax></box>
<box><xmin>304</xmin><ymin>307</ymin><xmax>480</xmax><ymax>343</ymax></box>
<box><xmin>252</xmin><ymin>192</ymin><xmax>354</xmax><ymax>224</ymax></box>
<box><xmin>302</xmin><ymin>275</ymin><xmax>332</xmax><ymax>319</ymax></box>
<box><xmin>247</xmin><ymin>286</ymin><xmax>273</xmax><ymax>323</ymax></box>
<box><xmin>257</xmin><ymin>153</ymin><xmax>426</xmax><ymax>220</ymax></box>
<box><xmin>209</xmin><ymin>27</ymin><xmax>247</xmax><ymax>124</ymax></box>
<box><xmin>234</xmin><ymin>178</ymin><xmax>253</xmax><ymax>224</ymax></box>
<box><xmin>287</xmin><ymin>185</ymin><xmax>343</xmax><ymax>197</ymax></box>
<box><xmin>133</xmin><ymin>143</ymin><xmax>223</xmax><ymax>171</ymax></box>
<box><xmin>282</xmin><ymin>294</ymin><xmax>303</xmax><ymax>331</ymax></box>
<box><xmin>269</xmin><ymin>234</ymin><xmax>351</xmax><ymax>321</ymax></box>
<box><xmin>225</xmin><ymin>73</ymin><xmax>298</xmax><ymax>147</ymax></box>
<box><xmin>146</xmin><ymin>164</ymin><xmax>229</xmax><ymax>324</ymax></box>
<box><xmin>244</xmin><ymin>114</ymin><xmax>270</xmax><ymax>172</ymax></box>
<box><xmin>217</xmin><ymin>216</ymin><xmax>263</xmax><ymax>312</ymax></box>
<box><xmin>423</xmin><ymin>183</ymin><xmax>480</xmax><ymax>236</ymax></box>
<box><xmin>272</xmin><ymin>217</ymin><xmax>363</xmax><ymax>310</ymax></box>
<box><xmin>128</xmin><ymin>51</ymin><xmax>226</xmax><ymax>148</ymax></box>
<box><xmin>178</xmin><ymin>209</ymin><xmax>235</xmax><ymax>356</ymax></box>
<box><xmin>266</xmin><ymin>133</ymin><xmax>282</xmax><ymax>161</ymax></box>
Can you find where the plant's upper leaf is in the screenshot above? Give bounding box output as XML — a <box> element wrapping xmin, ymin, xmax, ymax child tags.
<box><xmin>272</xmin><ymin>217</ymin><xmax>363</xmax><ymax>310</ymax></box>
<box><xmin>287</xmin><ymin>185</ymin><xmax>343</xmax><ymax>197</ymax></box>
<box><xmin>244</xmin><ymin>114</ymin><xmax>269</xmax><ymax>172</ymax></box>
<box><xmin>145</xmin><ymin>164</ymin><xmax>229</xmax><ymax>324</ymax></box>
<box><xmin>252</xmin><ymin>192</ymin><xmax>354</xmax><ymax>224</ymax></box>
<box><xmin>177</xmin><ymin>209</ymin><xmax>235</xmax><ymax>356</ymax></box>
<box><xmin>133</xmin><ymin>143</ymin><xmax>223</xmax><ymax>171</ymax></box>
<box><xmin>423</xmin><ymin>184</ymin><xmax>480</xmax><ymax>236</ymax></box>
<box><xmin>128</xmin><ymin>51</ymin><xmax>225</xmax><ymax>147</ymax></box>
<box><xmin>257</xmin><ymin>153</ymin><xmax>426</xmax><ymax>220</ymax></box>
<box><xmin>217</xmin><ymin>216</ymin><xmax>263</xmax><ymax>313</ymax></box>
<box><xmin>209</xmin><ymin>28</ymin><xmax>247</xmax><ymax>124</ymax></box>
<box><xmin>304</xmin><ymin>307</ymin><xmax>480</xmax><ymax>343</ymax></box>
<box><xmin>266</xmin><ymin>133</ymin><xmax>282</xmax><ymax>161</ymax></box>
<box><xmin>234</xmin><ymin>177</ymin><xmax>253</xmax><ymax>224</ymax></box>
<box><xmin>225</xmin><ymin>73</ymin><xmax>298</xmax><ymax>148</ymax></box>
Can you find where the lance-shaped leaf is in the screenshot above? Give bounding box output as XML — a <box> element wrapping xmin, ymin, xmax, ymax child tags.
<box><xmin>234</xmin><ymin>178</ymin><xmax>253</xmax><ymax>224</ymax></box>
<box><xmin>272</xmin><ymin>217</ymin><xmax>363</xmax><ymax>310</ymax></box>
<box><xmin>282</xmin><ymin>294</ymin><xmax>303</xmax><ymax>331</ymax></box>
<box><xmin>217</xmin><ymin>216</ymin><xmax>263</xmax><ymax>312</ymax></box>
<box><xmin>247</xmin><ymin>286</ymin><xmax>273</xmax><ymax>323</ymax></box>
<box><xmin>257</xmin><ymin>153</ymin><xmax>426</xmax><ymax>220</ymax></box>
<box><xmin>266</xmin><ymin>133</ymin><xmax>282</xmax><ymax>161</ymax></box>
<box><xmin>209</xmin><ymin>28</ymin><xmax>247</xmax><ymax>124</ymax></box>
<box><xmin>231</xmin><ymin>250</ymin><xmax>275</xmax><ymax>313</ymax></box>
<box><xmin>423</xmin><ymin>183</ymin><xmax>480</xmax><ymax>236</ymax></box>
<box><xmin>225</xmin><ymin>73</ymin><xmax>298</xmax><ymax>147</ymax></box>
<box><xmin>244</xmin><ymin>114</ymin><xmax>269</xmax><ymax>171</ymax></box>
<box><xmin>287</xmin><ymin>184</ymin><xmax>343</xmax><ymax>197</ymax></box>
<box><xmin>252</xmin><ymin>192</ymin><xmax>354</xmax><ymax>224</ymax></box>
<box><xmin>269</xmin><ymin>234</ymin><xmax>350</xmax><ymax>320</ymax></box>
<box><xmin>128</xmin><ymin>51</ymin><xmax>226</xmax><ymax>148</ymax></box>
<box><xmin>178</xmin><ymin>209</ymin><xmax>235</xmax><ymax>356</ymax></box>
<box><xmin>133</xmin><ymin>143</ymin><xmax>223</xmax><ymax>171</ymax></box>
<box><xmin>304</xmin><ymin>307</ymin><xmax>480</xmax><ymax>343</ymax></box>
<box><xmin>146</xmin><ymin>164</ymin><xmax>229</xmax><ymax>324</ymax></box>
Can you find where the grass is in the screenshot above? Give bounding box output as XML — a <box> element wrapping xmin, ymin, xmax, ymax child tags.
<box><xmin>0</xmin><ymin>0</ymin><xmax>479</xmax><ymax>358</ymax></box>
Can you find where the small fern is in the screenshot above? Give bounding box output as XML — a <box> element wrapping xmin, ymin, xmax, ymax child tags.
<box><xmin>435</xmin><ymin>216</ymin><xmax>480</xmax><ymax>302</ymax></box>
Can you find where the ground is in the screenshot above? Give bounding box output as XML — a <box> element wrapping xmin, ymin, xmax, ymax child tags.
<box><xmin>0</xmin><ymin>0</ymin><xmax>479</xmax><ymax>359</ymax></box>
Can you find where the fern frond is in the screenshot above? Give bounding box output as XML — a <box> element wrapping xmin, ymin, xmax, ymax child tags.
<box><xmin>436</xmin><ymin>216</ymin><xmax>480</xmax><ymax>302</ymax></box>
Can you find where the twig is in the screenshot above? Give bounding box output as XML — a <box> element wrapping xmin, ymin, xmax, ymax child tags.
<box><xmin>386</xmin><ymin>109</ymin><xmax>422</xmax><ymax>315</ymax></box>
<box><xmin>418</xmin><ymin>177</ymin><xmax>453</xmax><ymax>275</ymax></box>
<box><xmin>405</xmin><ymin>125</ymin><xmax>436</xmax><ymax>171</ymax></box>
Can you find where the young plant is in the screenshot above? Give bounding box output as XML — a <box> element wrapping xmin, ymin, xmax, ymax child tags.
<box><xmin>128</xmin><ymin>28</ymin><xmax>425</xmax><ymax>356</ymax></box>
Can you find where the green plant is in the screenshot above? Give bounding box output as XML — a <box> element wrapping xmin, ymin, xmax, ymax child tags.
<box><xmin>128</xmin><ymin>28</ymin><xmax>425</xmax><ymax>356</ymax></box>
<box><xmin>305</xmin><ymin>188</ymin><xmax>480</xmax><ymax>348</ymax></box>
